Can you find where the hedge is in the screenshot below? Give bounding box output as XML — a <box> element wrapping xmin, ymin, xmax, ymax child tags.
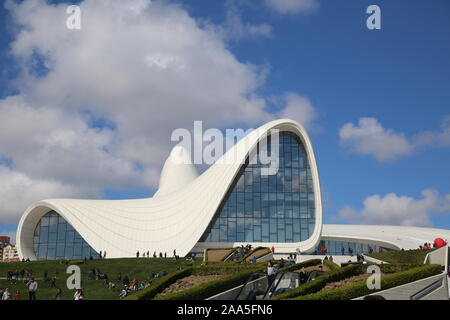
<box><xmin>293</xmin><ymin>264</ymin><xmax>442</xmax><ymax>300</ymax></box>
<box><xmin>323</xmin><ymin>259</ymin><xmax>340</xmax><ymax>271</ymax></box>
<box><xmin>269</xmin><ymin>264</ymin><xmax>364</xmax><ymax>300</ymax></box>
<box><xmin>279</xmin><ymin>259</ymin><xmax>322</xmax><ymax>272</ymax></box>
<box><xmin>193</xmin><ymin>263</ymin><xmax>266</xmax><ymax>276</ymax></box>
<box><xmin>155</xmin><ymin>268</ymin><xmax>265</xmax><ymax>300</ymax></box>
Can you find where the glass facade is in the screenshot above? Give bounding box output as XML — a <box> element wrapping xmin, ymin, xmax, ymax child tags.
<box><xmin>33</xmin><ymin>211</ymin><xmax>100</xmax><ymax>260</ymax></box>
<box><xmin>200</xmin><ymin>132</ymin><xmax>316</xmax><ymax>243</ymax></box>
<box><xmin>315</xmin><ymin>239</ymin><xmax>393</xmax><ymax>256</ymax></box>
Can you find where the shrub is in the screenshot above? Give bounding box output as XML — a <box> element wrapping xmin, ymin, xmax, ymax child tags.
<box><xmin>279</xmin><ymin>259</ymin><xmax>322</xmax><ymax>272</ymax></box>
<box><xmin>323</xmin><ymin>259</ymin><xmax>340</xmax><ymax>271</ymax></box>
<box><xmin>193</xmin><ymin>264</ymin><xmax>265</xmax><ymax>276</ymax></box>
<box><xmin>293</xmin><ymin>264</ymin><xmax>442</xmax><ymax>300</ymax></box>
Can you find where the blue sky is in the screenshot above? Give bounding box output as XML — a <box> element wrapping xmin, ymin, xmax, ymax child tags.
<box><xmin>0</xmin><ymin>0</ymin><xmax>449</xmax><ymax>239</ymax></box>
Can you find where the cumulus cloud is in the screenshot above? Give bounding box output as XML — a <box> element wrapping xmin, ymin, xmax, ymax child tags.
<box><xmin>278</xmin><ymin>92</ymin><xmax>317</xmax><ymax>129</ymax></box>
<box><xmin>339</xmin><ymin>116</ymin><xmax>450</xmax><ymax>162</ymax></box>
<box><xmin>0</xmin><ymin>165</ymin><xmax>100</xmax><ymax>225</ymax></box>
<box><xmin>265</xmin><ymin>0</ymin><xmax>319</xmax><ymax>14</ymax></box>
<box><xmin>332</xmin><ymin>190</ymin><xmax>450</xmax><ymax>227</ymax></box>
<box><xmin>339</xmin><ymin>117</ymin><xmax>414</xmax><ymax>161</ymax></box>
<box><xmin>0</xmin><ymin>0</ymin><xmax>317</xmax><ymax>225</ymax></box>
<box><xmin>214</xmin><ymin>2</ymin><xmax>273</xmax><ymax>41</ymax></box>
<box><xmin>413</xmin><ymin>115</ymin><xmax>450</xmax><ymax>148</ymax></box>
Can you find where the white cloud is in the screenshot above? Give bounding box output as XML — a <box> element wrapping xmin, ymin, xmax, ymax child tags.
<box><xmin>278</xmin><ymin>92</ymin><xmax>317</xmax><ymax>129</ymax></box>
<box><xmin>332</xmin><ymin>189</ymin><xmax>450</xmax><ymax>227</ymax></box>
<box><xmin>265</xmin><ymin>0</ymin><xmax>319</xmax><ymax>14</ymax></box>
<box><xmin>0</xmin><ymin>0</ymin><xmax>317</xmax><ymax>225</ymax></box>
<box><xmin>339</xmin><ymin>116</ymin><xmax>450</xmax><ymax>162</ymax></box>
<box><xmin>0</xmin><ymin>165</ymin><xmax>100</xmax><ymax>225</ymax></box>
<box><xmin>215</xmin><ymin>3</ymin><xmax>273</xmax><ymax>41</ymax></box>
<box><xmin>413</xmin><ymin>115</ymin><xmax>450</xmax><ymax>148</ymax></box>
<box><xmin>339</xmin><ymin>117</ymin><xmax>414</xmax><ymax>161</ymax></box>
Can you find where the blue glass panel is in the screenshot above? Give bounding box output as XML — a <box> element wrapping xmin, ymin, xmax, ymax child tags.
<box><xmin>32</xmin><ymin>211</ymin><xmax>100</xmax><ymax>260</ymax></box>
<box><xmin>199</xmin><ymin>132</ymin><xmax>315</xmax><ymax>243</ymax></box>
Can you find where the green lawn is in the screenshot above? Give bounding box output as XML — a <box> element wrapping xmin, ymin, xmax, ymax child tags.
<box><xmin>366</xmin><ymin>248</ymin><xmax>435</xmax><ymax>264</ymax></box>
<box><xmin>0</xmin><ymin>257</ymin><xmax>201</xmax><ymax>300</ymax></box>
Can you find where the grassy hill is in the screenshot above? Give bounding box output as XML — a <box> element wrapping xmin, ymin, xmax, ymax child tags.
<box><xmin>366</xmin><ymin>248</ymin><xmax>435</xmax><ymax>264</ymax></box>
<box><xmin>0</xmin><ymin>257</ymin><xmax>201</xmax><ymax>300</ymax></box>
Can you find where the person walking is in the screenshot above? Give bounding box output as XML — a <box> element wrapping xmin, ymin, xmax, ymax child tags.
<box><xmin>50</xmin><ymin>275</ymin><xmax>57</xmax><ymax>288</ymax></box>
<box><xmin>136</xmin><ymin>251</ymin><xmax>140</xmax><ymax>258</ymax></box>
<box><xmin>267</xmin><ymin>262</ymin><xmax>276</xmax><ymax>284</ymax></box>
<box><xmin>27</xmin><ymin>278</ymin><xmax>38</xmax><ymax>300</ymax></box>
<box><xmin>103</xmin><ymin>251</ymin><xmax>107</xmax><ymax>259</ymax></box>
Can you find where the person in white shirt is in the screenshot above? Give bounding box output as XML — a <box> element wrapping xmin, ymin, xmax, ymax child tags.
<box><xmin>2</xmin><ymin>288</ymin><xmax>11</xmax><ymax>300</ymax></box>
<box><xmin>267</xmin><ymin>262</ymin><xmax>276</xmax><ymax>284</ymax></box>
<box><xmin>74</xmin><ymin>289</ymin><xmax>84</xmax><ymax>300</ymax></box>
<box><xmin>26</xmin><ymin>278</ymin><xmax>38</xmax><ymax>300</ymax></box>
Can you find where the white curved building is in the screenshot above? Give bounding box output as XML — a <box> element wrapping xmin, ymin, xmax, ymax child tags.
<box><xmin>16</xmin><ymin>119</ymin><xmax>450</xmax><ymax>261</ymax></box>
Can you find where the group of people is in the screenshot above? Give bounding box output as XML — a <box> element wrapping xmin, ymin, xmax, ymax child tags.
<box><xmin>419</xmin><ymin>242</ymin><xmax>434</xmax><ymax>250</ymax></box>
<box><xmin>314</xmin><ymin>245</ymin><xmax>379</xmax><ymax>257</ymax></box>
<box><xmin>5</xmin><ymin>269</ymin><xmax>34</xmax><ymax>283</ymax></box>
<box><xmin>117</xmin><ymin>278</ymin><xmax>152</xmax><ymax>299</ymax></box>
<box><xmin>0</xmin><ymin>277</ymin><xmax>38</xmax><ymax>300</ymax></box>
<box><xmin>135</xmin><ymin>249</ymin><xmax>179</xmax><ymax>259</ymax></box>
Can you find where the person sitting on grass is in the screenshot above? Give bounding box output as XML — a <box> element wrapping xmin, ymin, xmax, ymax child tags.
<box><xmin>74</xmin><ymin>289</ymin><xmax>84</xmax><ymax>300</ymax></box>
<box><xmin>119</xmin><ymin>286</ymin><xmax>128</xmax><ymax>299</ymax></box>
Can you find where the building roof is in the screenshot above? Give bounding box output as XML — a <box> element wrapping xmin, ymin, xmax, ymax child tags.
<box><xmin>322</xmin><ymin>224</ymin><xmax>450</xmax><ymax>250</ymax></box>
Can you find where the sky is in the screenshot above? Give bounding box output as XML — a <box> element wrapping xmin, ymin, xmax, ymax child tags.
<box><xmin>0</xmin><ymin>0</ymin><xmax>449</xmax><ymax>243</ymax></box>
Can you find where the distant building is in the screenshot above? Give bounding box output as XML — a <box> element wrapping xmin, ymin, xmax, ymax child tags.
<box><xmin>2</xmin><ymin>244</ymin><xmax>19</xmax><ymax>261</ymax></box>
<box><xmin>0</xmin><ymin>236</ymin><xmax>12</xmax><ymax>261</ymax></box>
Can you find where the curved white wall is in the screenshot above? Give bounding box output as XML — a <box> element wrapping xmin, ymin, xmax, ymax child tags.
<box><xmin>16</xmin><ymin>119</ymin><xmax>323</xmax><ymax>260</ymax></box>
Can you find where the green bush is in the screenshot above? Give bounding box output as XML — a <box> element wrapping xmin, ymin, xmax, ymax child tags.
<box><xmin>279</xmin><ymin>259</ymin><xmax>322</xmax><ymax>272</ymax></box>
<box><xmin>378</xmin><ymin>263</ymin><xmax>422</xmax><ymax>274</ymax></box>
<box><xmin>270</xmin><ymin>264</ymin><xmax>364</xmax><ymax>300</ymax></box>
<box><xmin>155</xmin><ymin>269</ymin><xmax>263</xmax><ymax>300</ymax></box>
<box><xmin>323</xmin><ymin>259</ymin><xmax>340</xmax><ymax>271</ymax></box>
<box><xmin>293</xmin><ymin>264</ymin><xmax>442</xmax><ymax>300</ymax></box>
<box><xmin>193</xmin><ymin>264</ymin><xmax>265</xmax><ymax>276</ymax></box>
